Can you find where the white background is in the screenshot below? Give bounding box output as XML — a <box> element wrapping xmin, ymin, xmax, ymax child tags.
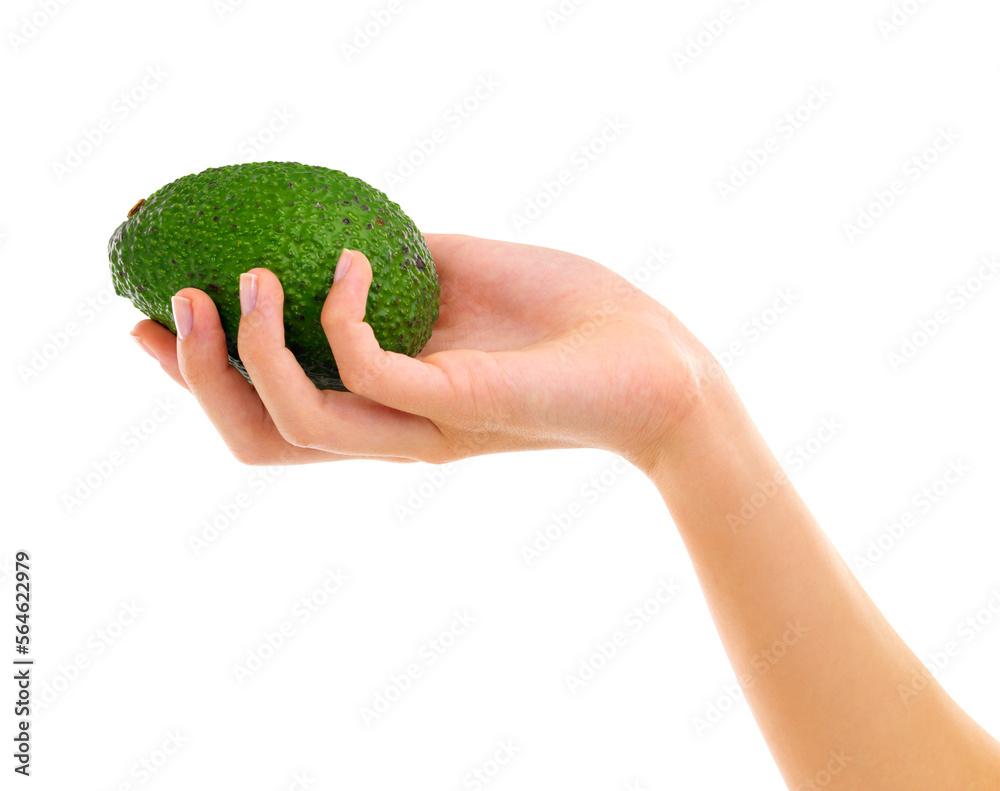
<box><xmin>4</xmin><ymin>0</ymin><xmax>1000</xmax><ymax>788</ymax></box>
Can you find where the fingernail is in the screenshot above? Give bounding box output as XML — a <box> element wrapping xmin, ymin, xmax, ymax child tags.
<box><xmin>240</xmin><ymin>272</ymin><xmax>258</xmax><ymax>316</ymax></box>
<box><xmin>171</xmin><ymin>295</ymin><xmax>193</xmax><ymax>341</ymax></box>
<box><xmin>334</xmin><ymin>248</ymin><xmax>354</xmax><ymax>284</ymax></box>
<box><xmin>130</xmin><ymin>332</ymin><xmax>158</xmax><ymax>361</ymax></box>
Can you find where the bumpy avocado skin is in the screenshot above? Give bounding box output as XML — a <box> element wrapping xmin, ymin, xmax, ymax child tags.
<box><xmin>108</xmin><ymin>161</ymin><xmax>439</xmax><ymax>391</ymax></box>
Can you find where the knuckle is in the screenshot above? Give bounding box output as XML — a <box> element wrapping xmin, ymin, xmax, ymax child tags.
<box><xmin>418</xmin><ymin>443</ymin><xmax>456</xmax><ymax>465</ymax></box>
<box><xmin>176</xmin><ymin>364</ymin><xmax>212</xmax><ymax>395</ymax></box>
<box><xmin>229</xmin><ymin>444</ymin><xmax>269</xmax><ymax>466</ymax></box>
<box><xmin>319</xmin><ymin>306</ymin><xmax>339</xmax><ymax>335</ymax></box>
<box><xmin>341</xmin><ymin>352</ymin><xmax>389</xmax><ymax>395</ymax></box>
<box><xmin>235</xmin><ymin>332</ymin><xmax>260</xmax><ymax>362</ymax></box>
<box><xmin>275</xmin><ymin>419</ymin><xmax>315</xmax><ymax>450</ymax></box>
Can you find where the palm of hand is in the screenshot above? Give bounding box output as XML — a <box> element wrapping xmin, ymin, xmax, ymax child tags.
<box><xmin>418</xmin><ymin>235</ymin><xmax>693</xmax><ymax>462</ymax></box>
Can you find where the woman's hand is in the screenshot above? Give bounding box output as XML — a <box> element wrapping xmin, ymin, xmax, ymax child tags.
<box><xmin>131</xmin><ymin>234</ymin><xmax>708</xmax><ymax>468</ymax></box>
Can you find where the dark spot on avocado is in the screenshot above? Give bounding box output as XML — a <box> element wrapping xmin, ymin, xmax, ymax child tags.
<box><xmin>213</xmin><ymin>216</ymin><xmax>219</xmax><ymax>221</ymax></box>
<box><xmin>366</xmin><ymin>222</ymin><xmax>373</xmax><ymax>230</ymax></box>
<box><xmin>342</xmin><ymin>218</ymin><xmax>350</xmax><ymax>224</ymax></box>
<box><xmin>207</xmin><ymin>284</ymin><xmax>220</xmax><ymax>293</ymax></box>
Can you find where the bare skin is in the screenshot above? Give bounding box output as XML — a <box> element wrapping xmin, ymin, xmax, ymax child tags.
<box><xmin>132</xmin><ymin>234</ymin><xmax>1000</xmax><ymax>788</ymax></box>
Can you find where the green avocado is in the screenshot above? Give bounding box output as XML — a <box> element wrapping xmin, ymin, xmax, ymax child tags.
<box><xmin>108</xmin><ymin>161</ymin><xmax>439</xmax><ymax>391</ymax></box>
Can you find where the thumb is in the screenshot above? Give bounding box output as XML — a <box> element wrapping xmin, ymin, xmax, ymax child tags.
<box><xmin>321</xmin><ymin>248</ymin><xmax>453</xmax><ymax>417</ymax></box>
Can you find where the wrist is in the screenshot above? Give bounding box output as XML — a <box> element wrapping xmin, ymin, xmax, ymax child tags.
<box><xmin>625</xmin><ymin>348</ymin><xmax>750</xmax><ymax>483</ymax></box>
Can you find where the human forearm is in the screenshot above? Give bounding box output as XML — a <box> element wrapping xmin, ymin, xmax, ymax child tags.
<box><xmin>643</xmin><ymin>363</ymin><xmax>1000</xmax><ymax>788</ymax></box>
